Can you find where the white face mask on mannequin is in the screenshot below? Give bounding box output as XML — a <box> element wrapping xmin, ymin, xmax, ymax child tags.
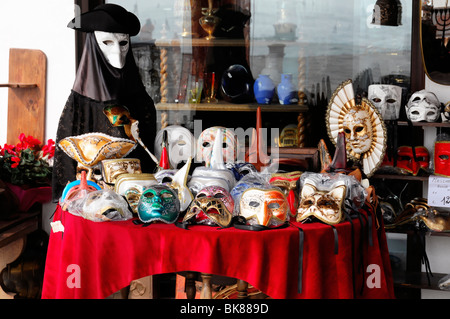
<box><xmin>94</xmin><ymin>31</ymin><xmax>130</xmax><ymax>69</ymax></box>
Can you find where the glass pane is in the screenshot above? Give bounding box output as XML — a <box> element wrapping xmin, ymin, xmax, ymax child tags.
<box><xmin>108</xmin><ymin>0</ymin><xmax>412</xmax><ymax>101</ymax></box>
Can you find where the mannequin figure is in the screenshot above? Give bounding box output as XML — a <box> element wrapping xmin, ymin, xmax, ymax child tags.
<box><xmin>52</xmin><ymin>4</ymin><xmax>157</xmax><ymax>202</ymax></box>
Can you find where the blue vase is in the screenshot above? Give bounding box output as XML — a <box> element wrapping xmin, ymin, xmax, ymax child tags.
<box><xmin>254</xmin><ymin>74</ymin><xmax>275</xmax><ymax>104</ymax></box>
<box><xmin>277</xmin><ymin>73</ymin><xmax>298</xmax><ymax>105</ymax></box>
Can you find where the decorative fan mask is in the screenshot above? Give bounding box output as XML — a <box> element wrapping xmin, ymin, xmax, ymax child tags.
<box><xmin>183</xmin><ymin>186</ymin><xmax>234</xmax><ymax>228</ymax></box>
<box><xmin>326</xmin><ymin>80</ymin><xmax>387</xmax><ymax>177</ymax></box>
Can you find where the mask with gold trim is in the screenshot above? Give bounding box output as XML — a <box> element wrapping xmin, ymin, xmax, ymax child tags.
<box><xmin>137</xmin><ymin>184</ymin><xmax>180</xmax><ymax>224</ymax></box>
<box><xmin>58</xmin><ymin>132</ymin><xmax>136</xmax><ymax>182</ymax></box>
<box><xmin>297</xmin><ymin>180</ymin><xmax>346</xmax><ymax>225</ymax></box>
<box><xmin>239</xmin><ymin>188</ymin><xmax>288</xmax><ymax>227</ymax></box>
<box><xmin>114</xmin><ymin>173</ymin><xmax>158</xmax><ymax>213</ymax></box>
<box><xmin>326</xmin><ymin>80</ymin><xmax>386</xmax><ymax>177</ymax></box>
<box><xmin>183</xmin><ymin>186</ymin><xmax>234</xmax><ymax>228</ymax></box>
<box><xmin>101</xmin><ymin>158</ymin><xmax>142</xmax><ymax>185</ymax></box>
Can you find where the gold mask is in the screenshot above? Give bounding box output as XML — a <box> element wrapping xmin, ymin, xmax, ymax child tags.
<box><xmin>297</xmin><ymin>182</ymin><xmax>346</xmax><ymax>225</ymax></box>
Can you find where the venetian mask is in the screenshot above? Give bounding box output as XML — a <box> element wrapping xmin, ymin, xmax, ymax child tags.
<box><xmin>137</xmin><ymin>184</ymin><xmax>180</xmax><ymax>224</ymax></box>
<box><xmin>327</xmin><ymin>80</ymin><xmax>386</xmax><ymax>177</ymax></box>
<box><xmin>434</xmin><ymin>141</ymin><xmax>450</xmax><ymax>177</ymax></box>
<box><xmin>405</xmin><ymin>90</ymin><xmax>441</xmax><ymax>122</ymax></box>
<box><xmin>101</xmin><ymin>158</ymin><xmax>141</xmax><ymax>185</ymax></box>
<box><xmin>189</xmin><ymin>129</ymin><xmax>236</xmax><ymax>194</ymax></box>
<box><xmin>183</xmin><ymin>186</ymin><xmax>234</xmax><ymax>228</ymax></box>
<box><xmin>197</xmin><ymin>126</ymin><xmax>239</xmax><ymax>166</ymax></box>
<box><xmin>269</xmin><ymin>171</ymin><xmax>302</xmax><ymax>217</ymax></box>
<box><xmin>239</xmin><ymin>188</ymin><xmax>288</xmax><ymax>227</ymax></box>
<box><xmin>114</xmin><ymin>173</ymin><xmax>158</xmax><ymax>213</ymax></box>
<box><xmin>82</xmin><ymin>189</ymin><xmax>132</xmax><ymax>222</ymax></box>
<box><xmin>297</xmin><ymin>180</ymin><xmax>346</xmax><ymax>225</ymax></box>
<box><xmin>368</xmin><ymin>84</ymin><xmax>402</xmax><ymax>120</ymax></box>
<box><xmin>94</xmin><ymin>31</ymin><xmax>130</xmax><ymax>69</ymax></box>
<box><xmin>154</xmin><ymin>125</ymin><xmax>196</xmax><ymax>169</ymax></box>
<box><xmin>397</xmin><ymin>146</ymin><xmax>429</xmax><ymax>176</ymax></box>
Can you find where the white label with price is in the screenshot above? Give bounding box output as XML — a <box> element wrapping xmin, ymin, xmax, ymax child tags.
<box><xmin>428</xmin><ymin>175</ymin><xmax>450</xmax><ymax>208</ymax></box>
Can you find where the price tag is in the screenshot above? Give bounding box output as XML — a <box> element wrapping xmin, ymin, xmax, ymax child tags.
<box><xmin>428</xmin><ymin>175</ymin><xmax>450</xmax><ymax>208</ymax></box>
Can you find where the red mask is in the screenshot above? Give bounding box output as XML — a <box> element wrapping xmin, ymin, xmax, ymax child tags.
<box><xmin>434</xmin><ymin>141</ymin><xmax>450</xmax><ymax>177</ymax></box>
<box><xmin>396</xmin><ymin>146</ymin><xmax>429</xmax><ymax>176</ymax></box>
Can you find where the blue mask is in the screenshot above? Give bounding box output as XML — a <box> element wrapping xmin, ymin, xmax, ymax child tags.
<box><xmin>137</xmin><ymin>184</ymin><xmax>180</xmax><ymax>223</ymax></box>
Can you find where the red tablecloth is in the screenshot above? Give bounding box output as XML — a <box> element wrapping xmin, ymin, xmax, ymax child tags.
<box><xmin>42</xmin><ymin>205</ymin><xmax>394</xmax><ymax>299</ymax></box>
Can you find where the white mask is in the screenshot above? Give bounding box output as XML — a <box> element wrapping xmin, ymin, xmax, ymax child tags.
<box><xmin>368</xmin><ymin>85</ymin><xmax>402</xmax><ymax>120</ymax></box>
<box><xmin>154</xmin><ymin>125</ymin><xmax>196</xmax><ymax>169</ymax></box>
<box><xmin>94</xmin><ymin>31</ymin><xmax>130</xmax><ymax>69</ymax></box>
<box><xmin>405</xmin><ymin>90</ymin><xmax>441</xmax><ymax>122</ymax></box>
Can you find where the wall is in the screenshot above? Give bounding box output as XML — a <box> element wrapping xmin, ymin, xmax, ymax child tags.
<box><xmin>0</xmin><ymin>0</ymin><xmax>76</xmax><ymax>233</ymax></box>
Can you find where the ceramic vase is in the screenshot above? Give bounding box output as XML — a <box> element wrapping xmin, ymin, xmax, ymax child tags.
<box><xmin>277</xmin><ymin>73</ymin><xmax>298</xmax><ymax>105</ymax></box>
<box><xmin>254</xmin><ymin>74</ymin><xmax>275</xmax><ymax>104</ymax></box>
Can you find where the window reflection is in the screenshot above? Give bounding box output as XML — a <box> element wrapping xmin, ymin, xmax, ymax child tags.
<box><xmin>107</xmin><ymin>0</ymin><xmax>412</xmax><ymax>103</ymax></box>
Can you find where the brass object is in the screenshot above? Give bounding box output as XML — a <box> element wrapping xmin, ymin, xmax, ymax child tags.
<box><xmin>199</xmin><ymin>0</ymin><xmax>220</xmax><ymax>40</ymax></box>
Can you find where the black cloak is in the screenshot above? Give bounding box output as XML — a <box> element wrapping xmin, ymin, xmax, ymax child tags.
<box><xmin>52</xmin><ymin>5</ymin><xmax>156</xmax><ymax>202</ymax></box>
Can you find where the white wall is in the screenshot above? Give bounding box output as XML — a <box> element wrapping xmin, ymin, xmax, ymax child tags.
<box><xmin>0</xmin><ymin>0</ymin><xmax>76</xmax><ymax>233</ymax></box>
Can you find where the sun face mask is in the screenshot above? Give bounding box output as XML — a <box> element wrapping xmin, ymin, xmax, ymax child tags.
<box><xmin>434</xmin><ymin>141</ymin><xmax>450</xmax><ymax>177</ymax></box>
<box><xmin>137</xmin><ymin>184</ymin><xmax>180</xmax><ymax>224</ymax></box>
<box><xmin>183</xmin><ymin>186</ymin><xmax>234</xmax><ymax>228</ymax></box>
<box><xmin>239</xmin><ymin>188</ymin><xmax>288</xmax><ymax>227</ymax></box>
<box><xmin>327</xmin><ymin>80</ymin><xmax>386</xmax><ymax>177</ymax></box>
<box><xmin>368</xmin><ymin>84</ymin><xmax>402</xmax><ymax>120</ymax></box>
<box><xmin>405</xmin><ymin>90</ymin><xmax>441</xmax><ymax>122</ymax></box>
<box><xmin>397</xmin><ymin>146</ymin><xmax>430</xmax><ymax>176</ymax></box>
<box><xmin>297</xmin><ymin>180</ymin><xmax>346</xmax><ymax>225</ymax></box>
<box><xmin>94</xmin><ymin>31</ymin><xmax>130</xmax><ymax>69</ymax></box>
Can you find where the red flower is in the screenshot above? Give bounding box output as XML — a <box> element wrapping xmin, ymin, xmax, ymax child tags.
<box><xmin>11</xmin><ymin>156</ymin><xmax>20</xmax><ymax>168</ymax></box>
<box><xmin>17</xmin><ymin>133</ymin><xmax>41</xmax><ymax>151</ymax></box>
<box><xmin>42</xmin><ymin>139</ymin><xmax>55</xmax><ymax>158</ymax></box>
<box><xmin>2</xmin><ymin>143</ymin><xmax>17</xmax><ymax>156</ymax></box>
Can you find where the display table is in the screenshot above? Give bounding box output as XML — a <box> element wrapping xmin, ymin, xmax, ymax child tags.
<box><xmin>42</xmin><ymin>205</ymin><xmax>395</xmax><ymax>299</ymax></box>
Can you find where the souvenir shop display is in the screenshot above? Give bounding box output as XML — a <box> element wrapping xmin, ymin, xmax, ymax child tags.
<box><xmin>52</xmin><ymin>3</ymin><xmax>157</xmax><ymax>202</ymax></box>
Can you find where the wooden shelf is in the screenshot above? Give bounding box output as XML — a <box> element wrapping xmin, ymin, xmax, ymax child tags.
<box><xmin>397</xmin><ymin>121</ymin><xmax>450</xmax><ymax>128</ymax></box>
<box><xmin>0</xmin><ymin>83</ymin><xmax>37</xmax><ymax>89</ymax></box>
<box><xmin>371</xmin><ymin>173</ymin><xmax>429</xmax><ymax>182</ymax></box>
<box><xmin>0</xmin><ymin>211</ymin><xmax>40</xmax><ymax>249</ymax></box>
<box><xmin>156</xmin><ymin>102</ymin><xmax>308</xmax><ymax>113</ymax></box>
<box><xmin>393</xmin><ymin>271</ymin><xmax>449</xmax><ymax>291</ymax></box>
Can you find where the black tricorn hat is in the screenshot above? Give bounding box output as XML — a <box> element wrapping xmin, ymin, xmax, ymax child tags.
<box><xmin>67</xmin><ymin>3</ymin><xmax>141</xmax><ymax>36</ymax></box>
